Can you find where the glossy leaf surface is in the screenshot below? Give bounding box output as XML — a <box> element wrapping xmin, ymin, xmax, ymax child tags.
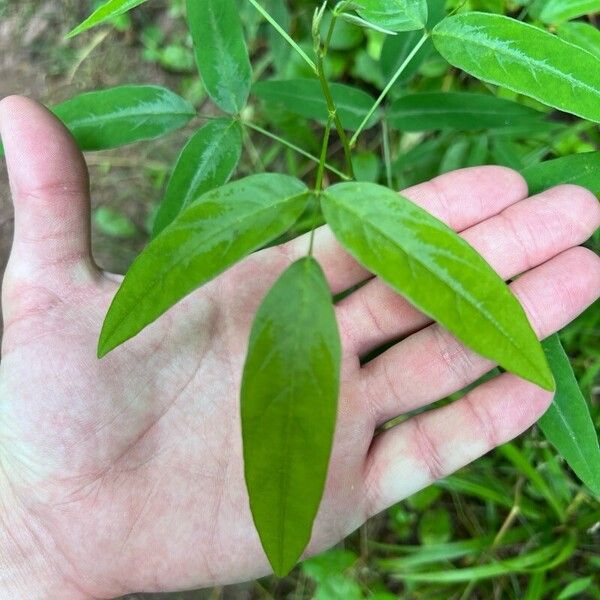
<box><xmin>52</xmin><ymin>85</ymin><xmax>195</xmax><ymax>151</ymax></box>
<box><xmin>186</xmin><ymin>0</ymin><xmax>252</xmax><ymax>114</ymax></box>
<box><xmin>253</xmin><ymin>79</ymin><xmax>380</xmax><ymax>131</ymax></box>
<box><xmin>99</xmin><ymin>174</ymin><xmax>309</xmax><ymax>356</ymax></box>
<box><xmin>539</xmin><ymin>335</ymin><xmax>600</xmax><ymax>495</ymax></box>
<box><xmin>432</xmin><ymin>13</ymin><xmax>600</xmax><ymax>123</ymax></box>
<box><xmin>322</xmin><ymin>182</ymin><xmax>554</xmax><ymax>390</ymax></box>
<box><xmin>521</xmin><ymin>152</ymin><xmax>600</xmax><ymax>196</ymax></box>
<box><xmin>242</xmin><ymin>257</ymin><xmax>341</xmax><ymax>576</ymax></box>
<box><xmin>356</xmin><ymin>0</ymin><xmax>428</xmax><ymax>32</ymax></box>
<box><xmin>388</xmin><ymin>92</ymin><xmax>545</xmax><ymax>131</ymax></box>
<box><xmin>153</xmin><ymin>119</ymin><xmax>243</xmax><ymax>236</ymax></box>
<box><xmin>67</xmin><ymin>0</ymin><xmax>148</xmax><ymax>37</ymax></box>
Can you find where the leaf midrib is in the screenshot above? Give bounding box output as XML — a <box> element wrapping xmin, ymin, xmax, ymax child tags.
<box><xmin>326</xmin><ymin>195</ymin><xmax>543</xmax><ymax>378</ymax></box>
<box><xmin>102</xmin><ymin>190</ymin><xmax>307</xmax><ymax>350</ymax></box>
<box><xmin>62</xmin><ymin>104</ymin><xmax>193</xmax><ymax>130</ymax></box>
<box><xmin>434</xmin><ymin>19</ymin><xmax>600</xmax><ymax>100</ymax></box>
<box><xmin>183</xmin><ymin>122</ymin><xmax>239</xmax><ymax>208</ymax></box>
<box><xmin>543</xmin><ymin>401</ymin><xmax>600</xmax><ymax>486</ymax></box>
<box><xmin>390</xmin><ymin>106</ymin><xmax>534</xmax><ymax>118</ymax></box>
<box><xmin>277</xmin><ymin>260</ymin><xmax>310</xmax><ymax>572</ymax></box>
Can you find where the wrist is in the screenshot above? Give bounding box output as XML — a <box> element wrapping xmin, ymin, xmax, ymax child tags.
<box><xmin>0</xmin><ymin>475</ymin><xmax>90</xmax><ymax>600</ymax></box>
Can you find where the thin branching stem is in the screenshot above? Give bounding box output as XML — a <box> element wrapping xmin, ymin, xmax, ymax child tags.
<box><xmin>247</xmin><ymin>0</ymin><xmax>317</xmax><ymax>73</ymax></box>
<box><xmin>243</xmin><ymin>121</ymin><xmax>349</xmax><ymax>180</ymax></box>
<box><xmin>309</xmin><ymin>117</ymin><xmax>333</xmax><ymax>257</ymax></box>
<box><xmin>313</xmin><ymin>8</ymin><xmax>355</xmax><ymax>179</ymax></box>
<box><xmin>382</xmin><ymin>118</ymin><xmax>393</xmax><ymax>189</ymax></box>
<box><xmin>350</xmin><ymin>30</ymin><xmax>430</xmax><ymax>148</ymax></box>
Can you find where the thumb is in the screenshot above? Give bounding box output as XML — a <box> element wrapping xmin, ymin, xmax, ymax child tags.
<box><xmin>0</xmin><ymin>95</ymin><xmax>96</xmax><ymax>283</ymax></box>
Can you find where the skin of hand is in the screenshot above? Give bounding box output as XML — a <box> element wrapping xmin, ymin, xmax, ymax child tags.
<box><xmin>0</xmin><ymin>96</ymin><xmax>598</xmax><ymax>599</ymax></box>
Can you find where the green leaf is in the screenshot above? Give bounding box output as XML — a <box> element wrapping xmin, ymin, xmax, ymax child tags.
<box><xmin>538</xmin><ymin>335</ymin><xmax>600</xmax><ymax>495</ymax></box>
<box><xmin>557</xmin><ymin>576</ymin><xmax>594</xmax><ymax>600</ymax></box>
<box><xmin>497</xmin><ymin>443</ymin><xmax>565</xmax><ymax>521</ymax></box>
<box><xmin>380</xmin><ymin>29</ymin><xmax>433</xmax><ymax>84</ymax></box>
<box><xmin>99</xmin><ymin>174</ymin><xmax>309</xmax><ymax>357</ymax></box>
<box><xmin>355</xmin><ymin>0</ymin><xmax>428</xmax><ymax>32</ymax></box>
<box><xmin>391</xmin><ymin>534</ymin><xmax>575</xmax><ymax>582</ymax></box>
<box><xmin>93</xmin><ymin>207</ymin><xmax>137</xmax><ymax>238</ymax></box>
<box><xmin>252</xmin><ymin>79</ymin><xmax>380</xmax><ymax>131</ymax></box>
<box><xmin>353</xmin><ymin>151</ymin><xmax>382</xmax><ymax>182</ymax></box>
<box><xmin>521</xmin><ymin>152</ymin><xmax>600</xmax><ymax>196</ymax></box>
<box><xmin>186</xmin><ymin>0</ymin><xmax>252</xmax><ymax>114</ymax></box>
<box><xmin>67</xmin><ymin>0</ymin><xmax>148</xmax><ymax>37</ymax></box>
<box><xmin>152</xmin><ymin>119</ymin><xmax>242</xmax><ymax>236</ymax></box>
<box><xmin>418</xmin><ymin>508</ymin><xmax>452</xmax><ymax>545</ymax></box>
<box><xmin>50</xmin><ymin>85</ymin><xmax>195</xmax><ymax>151</ymax></box>
<box><xmin>557</xmin><ymin>21</ymin><xmax>600</xmax><ymax>60</ymax></box>
<box><xmin>524</xmin><ymin>572</ymin><xmax>547</xmax><ymax>600</ymax></box>
<box><xmin>302</xmin><ymin>549</ymin><xmax>358</xmax><ymax>583</ymax></box>
<box><xmin>377</xmin><ymin>529</ymin><xmax>529</xmax><ymax>571</ymax></box>
<box><xmin>322</xmin><ymin>182</ymin><xmax>554</xmax><ymax>390</ymax></box>
<box><xmin>241</xmin><ymin>257</ymin><xmax>341</xmax><ymax>576</ymax></box>
<box><xmin>388</xmin><ymin>92</ymin><xmax>545</xmax><ymax>132</ymax></box>
<box><xmin>537</xmin><ymin>0</ymin><xmax>600</xmax><ymax>24</ymax></box>
<box><xmin>379</xmin><ymin>0</ymin><xmax>446</xmax><ymax>84</ymax></box>
<box><xmin>432</xmin><ymin>12</ymin><xmax>600</xmax><ymax>123</ymax></box>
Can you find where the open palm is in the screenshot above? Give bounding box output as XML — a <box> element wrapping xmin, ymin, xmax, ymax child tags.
<box><xmin>0</xmin><ymin>97</ymin><xmax>598</xmax><ymax>599</ymax></box>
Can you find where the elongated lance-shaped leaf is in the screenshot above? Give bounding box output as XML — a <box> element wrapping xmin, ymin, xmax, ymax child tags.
<box><xmin>521</xmin><ymin>152</ymin><xmax>600</xmax><ymax>197</ymax></box>
<box><xmin>538</xmin><ymin>335</ymin><xmax>600</xmax><ymax>495</ymax></box>
<box><xmin>355</xmin><ymin>0</ymin><xmax>428</xmax><ymax>32</ymax></box>
<box><xmin>322</xmin><ymin>183</ymin><xmax>554</xmax><ymax>390</ymax></box>
<box><xmin>67</xmin><ymin>0</ymin><xmax>148</xmax><ymax>37</ymax></box>
<box><xmin>186</xmin><ymin>0</ymin><xmax>252</xmax><ymax>114</ymax></box>
<box><xmin>242</xmin><ymin>257</ymin><xmax>341</xmax><ymax>576</ymax></box>
<box><xmin>385</xmin><ymin>534</ymin><xmax>575</xmax><ymax>582</ymax></box>
<box><xmin>58</xmin><ymin>85</ymin><xmax>195</xmax><ymax>151</ymax></box>
<box><xmin>534</xmin><ymin>0</ymin><xmax>600</xmax><ymax>24</ymax></box>
<box><xmin>388</xmin><ymin>92</ymin><xmax>546</xmax><ymax>132</ymax></box>
<box><xmin>99</xmin><ymin>174</ymin><xmax>309</xmax><ymax>356</ymax></box>
<box><xmin>252</xmin><ymin>79</ymin><xmax>380</xmax><ymax>131</ymax></box>
<box><xmin>0</xmin><ymin>86</ymin><xmax>195</xmax><ymax>157</ymax></box>
<box><xmin>153</xmin><ymin>119</ymin><xmax>243</xmax><ymax>236</ymax></box>
<box><xmin>432</xmin><ymin>13</ymin><xmax>600</xmax><ymax>124</ymax></box>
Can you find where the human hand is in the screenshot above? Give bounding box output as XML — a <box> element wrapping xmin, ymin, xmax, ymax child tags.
<box><xmin>0</xmin><ymin>97</ymin><xmax>598</xmax><ymax>599</ymax></box>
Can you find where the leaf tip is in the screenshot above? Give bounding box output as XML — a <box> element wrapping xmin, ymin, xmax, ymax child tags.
<box><xmin>65</xmin><ymin>24</ymin><xmax>86</xmax><ymax>39</ymax></box>
<box><xmin>96</xmin><ymin>340</ymin><xmax>109</xmax><ymax>360</ymax></box>
<box><xmin>97</xmin><ymin>326</ymin><xmax>115</xmax><ymax>360</ymax></box>
<box><xmin>269</xmin><ymin>552</ymin><xmax>297</xmax><ymax>579</ymax></box>
<box><xmin>535</xmin><ymin>368</ymin><xmax>556</xmax><ymax>393</ymax></box>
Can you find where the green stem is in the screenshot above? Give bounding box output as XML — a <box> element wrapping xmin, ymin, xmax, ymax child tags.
<box><xmin>315</xmin><ymin>118</ymin><xmax>333</xmax><ymax>192</ymax></box>
<box><xmin>382</xmin><ymin>118</ymin><xmax>393</xmax><ymax>189</ymax></box>
<box><xmin>349</xmin><ymin>30</ymin><xmax>430</xmax><ymax>148</ymax></box>
<box><xmin>315</xmin><ymin>53</ymin><xmax>355</xmax><ymax>179</ymax></box>
<box><xmin>247</xmin><ymin>0</ymin><xmax>317</xmax><ymax>73</ymax></box>
<box><xmin>309</xmin><ymin>117</ymin><xmax>333</xmax><ymax>256</ymax></box>
<box><xmin>323</xmin><ymin>9</ymin><xmax>338</xmax><ymax>56</ymax></box>
<box><xmin>311</xmin><ymin>6</ymin><xmax>354</xmax><ymax>179</ymax></box>
<box><xmin>243</xmin><ymin>121</ymin><xmax>348</xmax><ymax>180</ymax></box>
